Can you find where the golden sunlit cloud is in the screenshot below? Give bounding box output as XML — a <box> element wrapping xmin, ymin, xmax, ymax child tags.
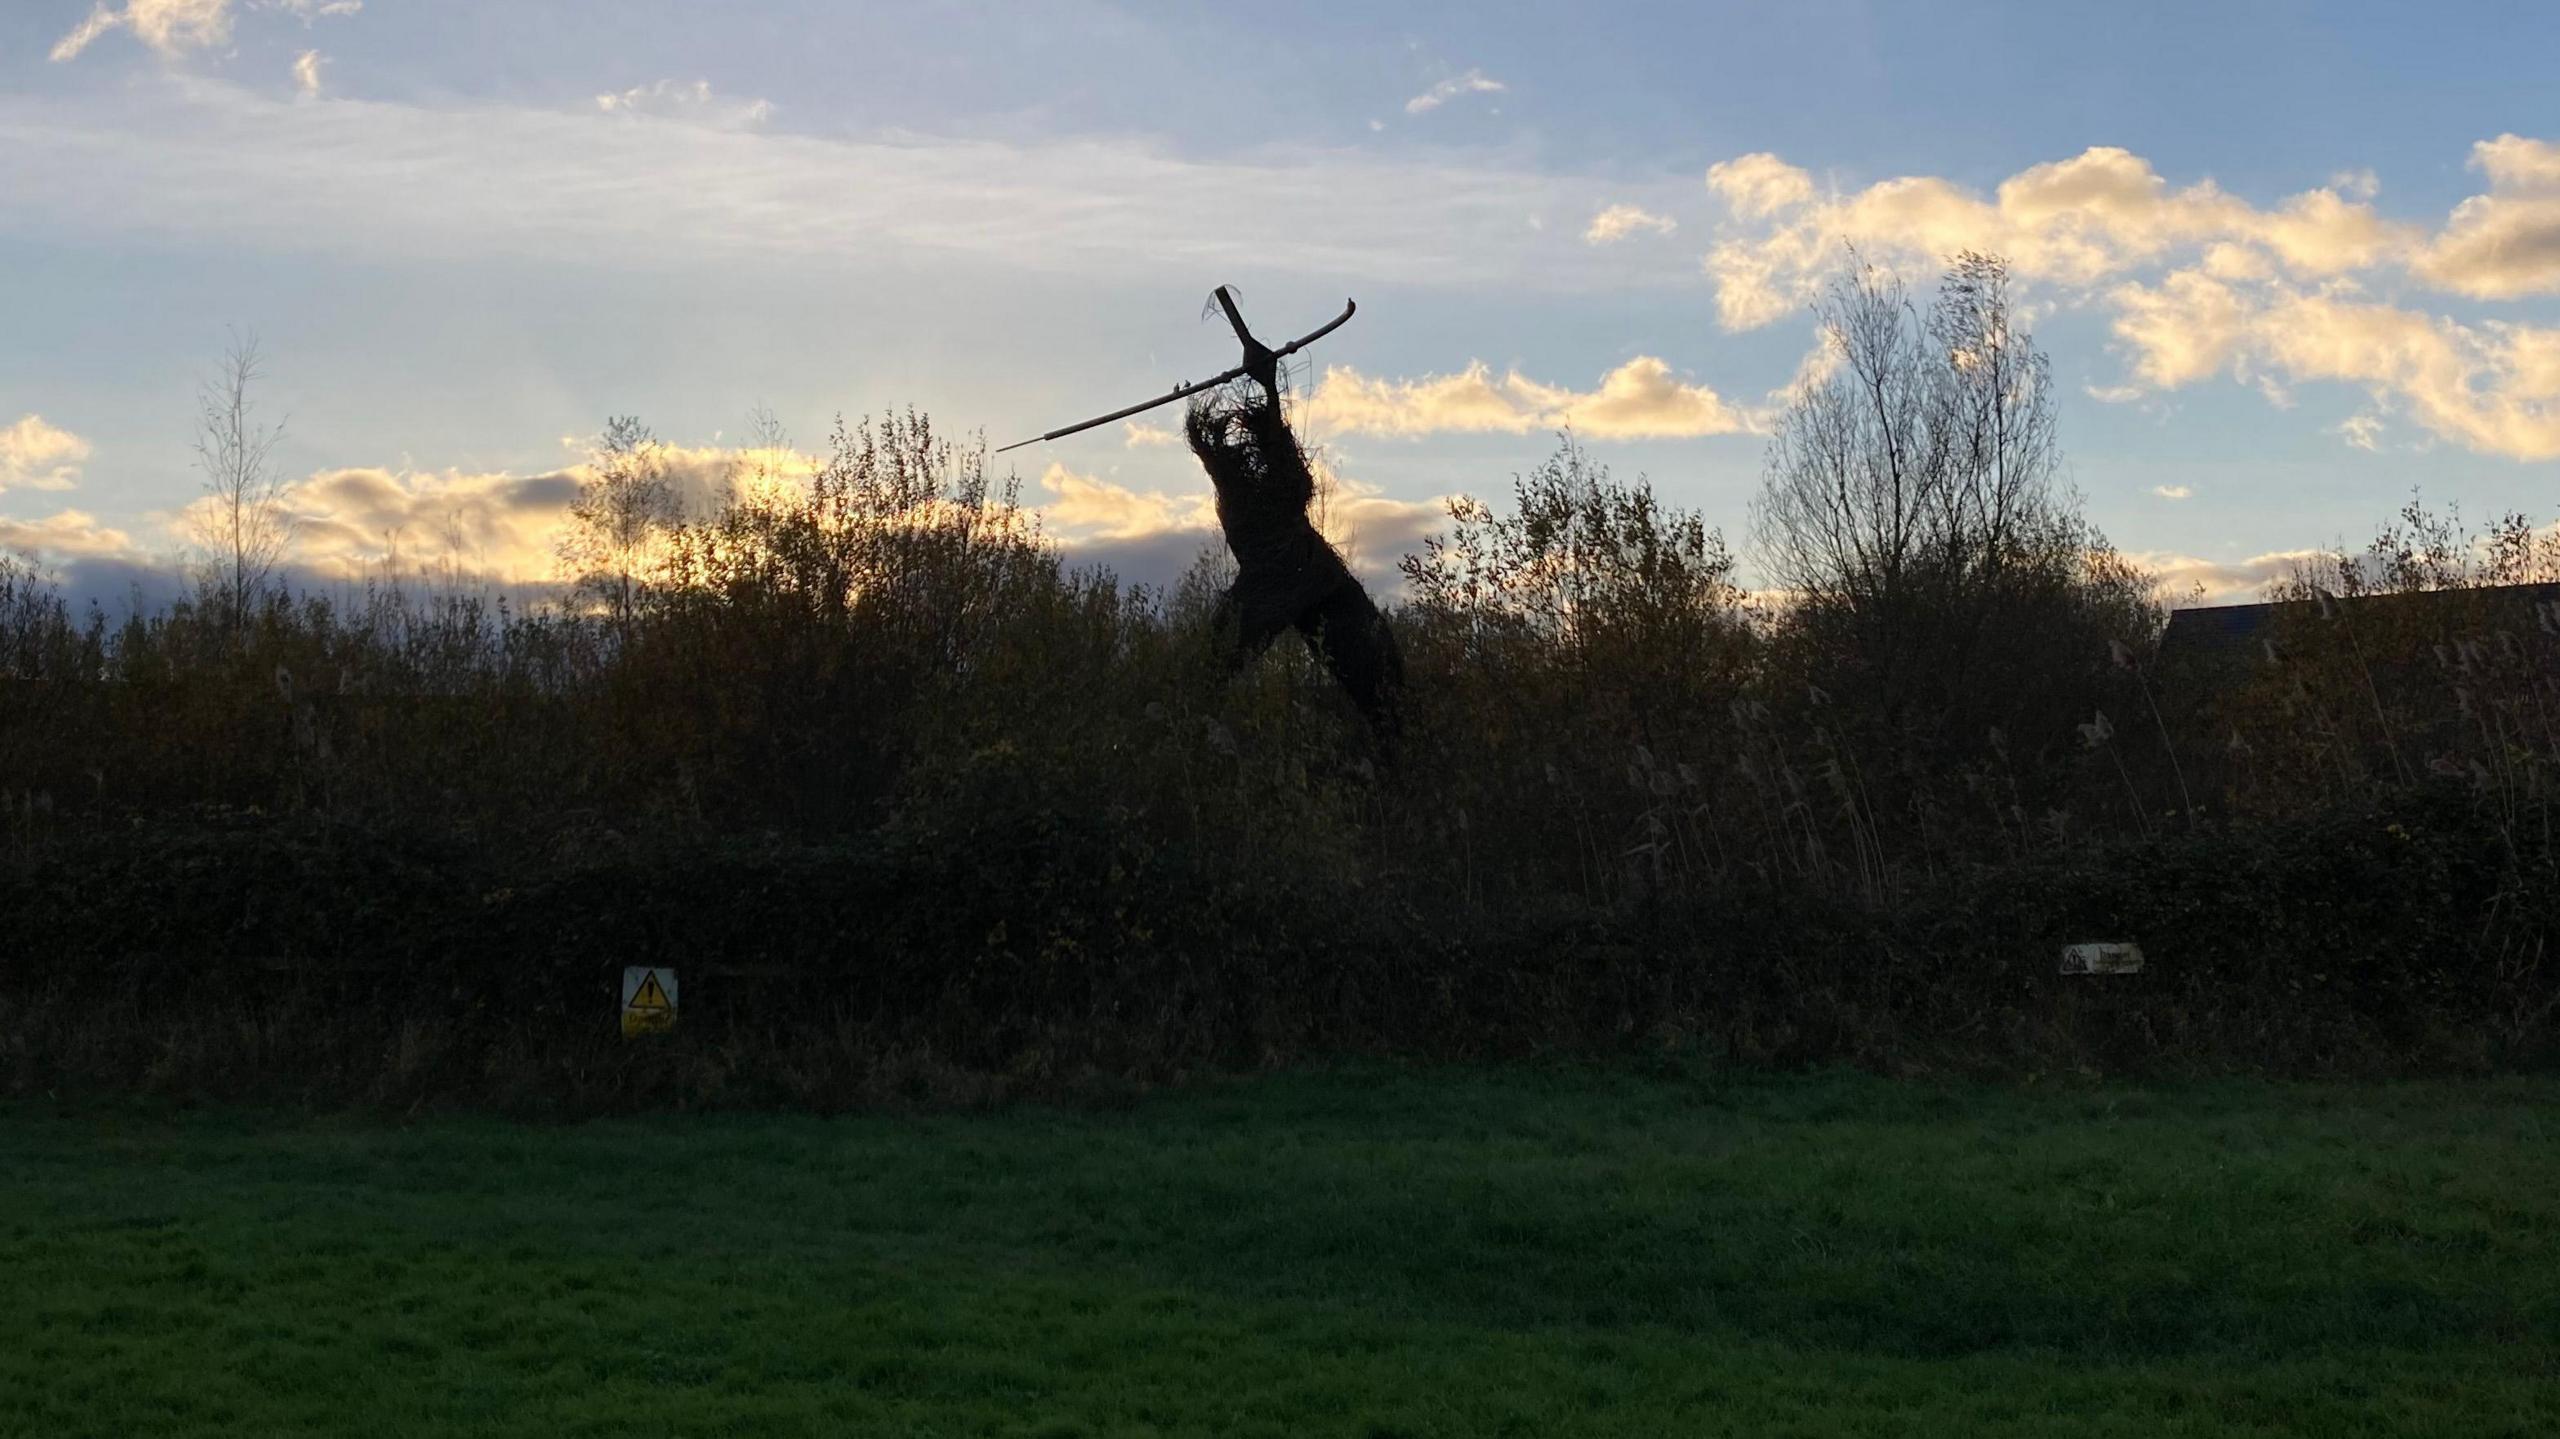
<box><xmin>2106</xmin><ymin>275</ymin><xmax>2560</xmax><ymax>460</ymax></box>
<box><xmin>13</xmin><ymin>428</ymin><xmax>1447</xmax><ymax>604</ymax></box>
<box><xmin>2415</xmin><ymin>135</ymin><xmax>2560</xmax><ymax>299</ymax></box>
<box><xmin>1303</xmin><ymin>356</ymin><xmax>1754</xmax><ymax>440</ymax></box>
<box><xmin>1584</xmin><ymin>204</ymin><xmax>1676</xmax><ymax>245</ymax></box>
<box><xmin>218</xmin><ymin>441</ymin><xmax>770</xmax><ymax>585</ymax></box>
<box><xmin>1035</xmin><ymin>463</ymin><xmax>1214</xmax><ymax>542</ymax></box>
<box><xmin>258</xmin><ymin>466</ymin><xmax>577</xmax><ymax>582</ymax></box>
<box><xmin>0</xmin><ymin>509</ymin><xmax>136</xmax><ymax>560</ymax></box>
<box><xmin>1705</xmin><ymin>153</ymin><xmax>1818</xmax><ymax>220</ymax></box>
<box><xmin>2107</xmin><ymin>270</ymin><xmax>2252</xmax><ymax>388</ymax></box>
<box><xmin>1698</xmin><ymin>138</ymin><xmax>2560</xmax><ymax>459</ymax></box>
<box><xmin>1702</xmin><ymin>146</ymin><xmax>2418</xmax><ymax>332</ymax></box>
<box><xmin>0</xmin><ymin>415</ymin><xmax>92</xmax><ymax>494</ymax></box>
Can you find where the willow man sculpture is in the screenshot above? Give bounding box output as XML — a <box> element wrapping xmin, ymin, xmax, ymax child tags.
<box><xmin>1004</xmin><ymin>288</ymin><xmax>1403</xmax><ymax>745</ymax></box>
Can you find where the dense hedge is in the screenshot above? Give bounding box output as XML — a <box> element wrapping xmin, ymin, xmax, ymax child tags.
<box><xmin>8</xmin><ymin>788</ymin><xmax>2551</xmax><ymax>1110</ymax></box>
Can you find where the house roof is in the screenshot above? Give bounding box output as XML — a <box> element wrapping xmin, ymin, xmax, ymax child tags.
<box><xmin>2160</xmin><ymin>582</ymin><xmax>2560</xmax><ymax>661</ymax></box>
<box><xmin>2160</xmin><ymin>600</ymin><xmax>2282</xmax><ymax>656</ymax></box>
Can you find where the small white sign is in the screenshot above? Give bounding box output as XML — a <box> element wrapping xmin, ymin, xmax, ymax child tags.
<box><xmin>2060</xmin><ymin>942</ymin><xmax>2144</xmax><ymax>976</ymax></box>
<box><xmin>622</xmin><ymin>966</ymin><xmax>677</xmax><ymax>1036</ymax></box>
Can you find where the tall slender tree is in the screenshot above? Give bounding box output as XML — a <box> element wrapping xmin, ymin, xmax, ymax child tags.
<box><xmin>188</xmin><ymin>334</ymin><xmax>296</xmax><ymax>636</ymax></box>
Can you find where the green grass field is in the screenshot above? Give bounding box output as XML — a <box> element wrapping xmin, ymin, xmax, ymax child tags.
<box><xmin>5</xmin><ymin>1067</ymin><xmax>2557</xmax><ymax>1437</ymax></box>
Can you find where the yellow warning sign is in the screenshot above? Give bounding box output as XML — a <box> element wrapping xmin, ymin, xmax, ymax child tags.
<box><xmin>622</xmin><ymin>966</ymin><xmax>677</xmax><ymax>1037</ymax></box>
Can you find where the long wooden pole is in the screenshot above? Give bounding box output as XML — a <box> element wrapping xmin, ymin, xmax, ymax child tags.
<box><xmin>996</xmin><ymin>294</ymin><xmax>1355</xmax><ymax>453</ymax></box>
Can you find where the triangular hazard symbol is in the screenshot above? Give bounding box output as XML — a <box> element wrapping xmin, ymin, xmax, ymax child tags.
<box><xmin>628</xmin><ymin>971</ymin><xmax>671</xmax><ymax>1011</ymax></box>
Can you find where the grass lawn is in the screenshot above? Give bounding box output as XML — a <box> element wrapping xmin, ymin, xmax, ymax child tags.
<box><xmin>4</xmin><ymin>1066</ymin><xmax>2557</xmax><ymax>1437</ymax></box>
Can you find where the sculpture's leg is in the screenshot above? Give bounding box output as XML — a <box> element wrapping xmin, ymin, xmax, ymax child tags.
<box><xmin>1292</xmin><ymin>583</ymin><xmax>1404</xmax><ymax>752</ymax></box>
<box><xmin>1213</xmin><ymin>586</ymin><xmax>1291</xmax><ymax>674</ymax></box>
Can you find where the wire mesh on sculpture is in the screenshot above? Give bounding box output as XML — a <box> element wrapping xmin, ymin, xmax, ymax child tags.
<box><xmin>1003</xmin><ymin>287</ymin><xmax>1403</xmax><ymax>748</ymax></box>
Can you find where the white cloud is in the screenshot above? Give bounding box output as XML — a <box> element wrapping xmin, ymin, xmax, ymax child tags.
<box><xmin>0</xmin><ymin>415</ymin><xmax>92</xmax><ymax>493</ymax></box>
<box><xmin>2085</xmin><ymin>383</ymin><xmax>2145</xmax><ymax>404</ymax></box>
<box><xmin>1404</xmin><ymin>69</ymin><xmax>1504</xmax><ymax>115</ymax></box>
<box><xmin>2338</xmin><ymin>413</ymin><xmax>2384</xmax><ymax>451</ymax></box>
<box><xmin>1302</xmin><ymin>356</ymin><xmax>1755</xmax><ymax>441</ymax></box>
<box><xmin>1584</xmin><ymin>204</ymin><xmax>1676</xmax><ymax>245</ymax></box>
<box><xmin>1122</xmin><ymin>422</ymin><xmax>1178</xmax><ymax>449</ymax></box>
<box><xmin>2152</xmin><ymin>485</ymin><xmax>2192</xmax><ymax>500</ymax></box>
<box><xmin>291</xmin><ymin>48</ymin><xmax>323</xmax><ymax>97</ymax></box>
<box><xmin>595</xmin><ymin>79</ymin><xmax>775</xmax><ymax>130</ymax></box>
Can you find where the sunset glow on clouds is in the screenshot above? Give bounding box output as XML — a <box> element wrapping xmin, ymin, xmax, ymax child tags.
<box><xmin>1304</xmin><ymin>357</ymin><xmax>1753</xmax><ymax>441</ymax></box>
<box><xmin>1699</xmin><ymin>141</ymin><xmax>2560</xmax><ymax>460</ymax></box>
<box><xmin>0</xmin><ymin>509</ymin><xmax>133</xmax><ymax>561</ymax></box>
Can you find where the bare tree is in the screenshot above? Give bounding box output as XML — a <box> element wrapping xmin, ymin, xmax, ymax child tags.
<box><xmin>559</xmin><ymin>414</ymin><xmax>679</xmax><ymax>627</ymax></box>
<box><xmin>188</xmin><ymin>334</ymin><xmax>296</xmax><ymax>635</ymax></box>
<box><xmin>1753</xmin><ymin>252</ymin><xmax>2100</xmax><ymax>730</ymax></box>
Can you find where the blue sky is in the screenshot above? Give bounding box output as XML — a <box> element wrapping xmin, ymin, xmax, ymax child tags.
<box><xmin>4</xmin><ymin>0</ymin><xmax>2557</xmax><ymax>608</ymax></box>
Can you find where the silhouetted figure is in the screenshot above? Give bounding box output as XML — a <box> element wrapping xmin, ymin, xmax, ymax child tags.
<box><xmin>1184</xmin><ymin>382</ymin><xmax>1403</xmax><ymax>749</ymax></box>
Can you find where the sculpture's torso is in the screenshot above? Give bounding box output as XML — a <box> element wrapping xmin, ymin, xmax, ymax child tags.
<box><xmin>1194</xmin><ymin>392</ymin><xmax>1355</xmax><ymax>626</ymax></box>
